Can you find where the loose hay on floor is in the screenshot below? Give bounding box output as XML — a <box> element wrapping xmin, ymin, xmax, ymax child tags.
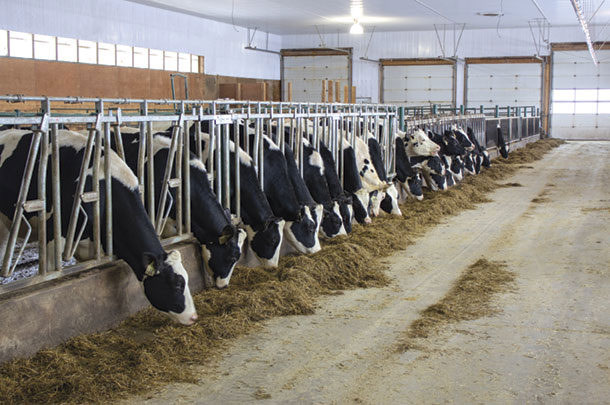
<box><xmin>397</xmin><ymin>259</ymin><xmax>516</xmax><ymax>352</ymax></box>
<box><xmin>0</xmin><ymin>138</ymin><xmax>564</xmax><ymax>405</ymax></box>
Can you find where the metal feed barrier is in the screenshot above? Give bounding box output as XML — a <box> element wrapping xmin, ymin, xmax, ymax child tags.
<box><xmin>0</xmin><ymin>97</ymin><xmax>399</xmax><ymax>294</ymax></box>
<box><xmin>400</xmin><ymin>112</ymin><xmax>541</xmax><ymax>151</ymax></box>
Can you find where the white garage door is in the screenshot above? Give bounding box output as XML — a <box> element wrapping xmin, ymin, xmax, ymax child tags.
<box><xmin>551</xmin><ymin>50</ymin><xmax>610</xmax><ymax>140</ymax></box>
<box><xmin>283</xmin><ymin>55</ymin><xmax>349</xmax><ymax>103</ymax></box>
<box><xmin>383</xmin><ymin>64</ymin><xmax>454</xmax><ymax>106</ymax></box>
<box><xmin>467</xmin><ymin>63</ymin><xmax>541</xmax><ymax>108</ymax></box>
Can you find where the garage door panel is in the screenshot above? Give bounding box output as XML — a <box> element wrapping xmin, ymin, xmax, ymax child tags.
<box><xmin>551</xmin><ymin>49</ymin><xmax>610</xmax><ymax>140</ymax></box>
<box><xmin>283</xmin><ymin>55</ymin><xmax>349</xmax><ymax>102</ymax></box>
<box><xmin>467</xmin><ymin>62</ymin><xmax>541</xmax><ymax>108</ymax></box>
<box><xmin>404</xmin><ymin>76</ymin><xmax>452</xmax><ymax>90</ymax></box>
<box><xmin>383</xmin><ymin>63</ymin><xmax>454</xmax><ymax>105</ymax></box>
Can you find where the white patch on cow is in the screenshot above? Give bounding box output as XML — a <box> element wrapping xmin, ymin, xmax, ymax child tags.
<box><xmin>164</xmin><ymin>249</ymin><xmax>198</xmax><ymax>325</ymax></box>
<box><xmin>309</xmin><ymin>150</ymin><xmax>325</xmax><ymax>176</ymax></box>
<box><xmin>263</xmin><ymin>135</ymin><xmax>280</xmax><ymax>151</ymax></box>
<box><xmin>243</xmin><ymin>220</ymin><xmax>286</xmax><ymax>267</ymax></box>
<box><xmin>313</xmin><ymin>203</ymin><xmax>324</xmax><ymax>233</ymax></box>
<box><xmin>385</xmin><ymin>183</ymin><xmax>402</xmax><ymax>216</ymax></box>
<box><xmin>405</xmin><ymin>129</ymin><xmax>441</xmax><ymax>157</ymax></box>
<box><xmin>370</xmin><ymin>192</ymin><xmax>382</xmax><ymax>217</ymax></box>
<box><xmin>333</xmin><ymin>202</ymin><xmax>347</xmax><ymax>236</ymax></box>
<box><xmin>210</xmin><ymin>229</ymin><xmax>246</xmax><ymax>289</ymax></box>
<box><xmin>71</xmin><ymin>130</ymin><xmax>139</xmax><ymax>190</ymax></box>
<box><xmin>0</xmin><ymin>129</ymin><xmax>30</xmax><ymax>167</ymax></box>
<box><xmin>350</xmin><ymin>136</ymin><xmax>385</xmax><ymax>192</ymax></box>
<box><xmin>353</xmin><ymin>188</ymin><xmax>371</xmax><ymax>223</ymax></box>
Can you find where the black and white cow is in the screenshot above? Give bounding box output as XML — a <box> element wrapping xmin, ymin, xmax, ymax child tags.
<box><xmin>0</xmin><ymin>129</ymin><xmax>197</xmax><ymax>324</ymax></box>
<box><xmin>340</xmin><ymin>139</ymin><xmax>372</xmax><ymax>225</ymax></box>
<box><xmin>394</xmin><ymin>137</ymin><xmax>424</xmax><ymax>201</ymax></box>
<box><xmin>249</xmin><ymin>132</ymin><xmax>321</xmax><ymax>255</ymax></box>
<box><xmin>410</xmin><ymin>154</ymin><xmax>447</xmax><ymax>191</ymax></box>
<box><xmin>301</xmin><ymin>140</ymin><xmax>346</xmax><ymax>238</ymax></box>
<box><xmin>427</xmin><ymin>130</ymin><xmax>465</xmax><ymax>184</ymax></box>
<box><xmin>282</xmin><ymin>143</ymin><xmax>323</xmax><ymax>254</ymax></box>
<box><xmin>497</xmin><ymin>123</ymin><xmax>509</xmax><ymax>159</ymax></box>
<box><xmin>189</xmin><ymin>127</ymin><xmax>286</xmax><ymax>267</ymax></box>
<box><xmin>318</xmin><ymin>142</ymin><xmax>354</xmax><ymax>234</ymax></box>
<box><xmin>466</xmin><ymin>126</ymin><xmax>491</xmax><ymax>170</ymax></box>
<box><xmin>115</xmin><ymin>127</ymin><xmax>247</xmax><ymax>289</ymax></box>
<box><xmin>367</xmin><ymin>136</ymin><xmax>402</xmax><ymax>216</ymax></box>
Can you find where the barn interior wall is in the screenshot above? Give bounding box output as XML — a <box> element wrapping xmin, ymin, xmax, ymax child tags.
<box><xmin>0</xmin><ymin>0</ymin><xmax>281</xmax><ymax>80</ymax></box>
<box><xmin>0</xmin><ymin>58</ymin><xmax>280</xmax><ymax>105</ymax></box>
<box><xmin>282</xmin><ymin>25</ymin><xmax>610</xmax><ymax>103</ymax></box>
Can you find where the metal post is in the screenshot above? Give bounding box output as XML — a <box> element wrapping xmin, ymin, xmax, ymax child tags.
<box><xmin>50</xmin><ymin>123</ymin><xmax>62</xmax><ymax>272</ymax></box>
<box><xmin>103</xmin><ymin>122</ymin><xmax>113</xmax><ymax>257</ymax></box>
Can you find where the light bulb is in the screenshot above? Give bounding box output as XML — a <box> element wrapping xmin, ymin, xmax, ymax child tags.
<box><xmin>350</xmin><ymin>21</ymin><xmax>363</xmax><ymax>35</ymax></box>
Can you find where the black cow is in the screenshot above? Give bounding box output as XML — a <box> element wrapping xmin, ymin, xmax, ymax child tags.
<box><xmin>115</xmin><ymin>127</ymin><xmax>246</xmax><ymax>289</ymax></box>
<box><xmin>0</xmin><ymin>129</ymin><xmax>197</xmax><ymax>324</ymax></box>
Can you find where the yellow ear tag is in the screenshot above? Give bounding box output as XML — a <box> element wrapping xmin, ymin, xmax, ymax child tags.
<box><xmin>144</xmin><ymin>262</ymin><xmax>157</xmax><ymax>279</ymax></box>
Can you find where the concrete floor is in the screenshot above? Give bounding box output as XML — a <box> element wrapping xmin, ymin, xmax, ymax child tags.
<box><xmin>127</xmin><ymin>141</ymin><xmax>610</xmax><ymax>405</ymax></box>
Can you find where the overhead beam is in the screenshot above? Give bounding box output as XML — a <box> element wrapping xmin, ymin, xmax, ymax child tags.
<box><xmin>465</xmin><ymin>56</ymin><xmax>543</xmax><ymax>64</ymax></box>
<box><xmin>551</xmin><ymin>41</ymin><xmax>610</xmax><ymax>51</ymax></box>
<box><xmin>281</xmin><ymin>47</ymin><xmax>352</xmax><ymax>57</ymax></box>
<box><xmin>569</xmin><ymin>0</ymin><xmax>599</xmax><ymax>64</ymax></box>
<box><xmin>244</xmin><ymin>46</ymin><xmax>282</xmax><ymax>56</ymax></box>
<box><xmin>380</xmin><ymin>58</ymin><xmax>454</xmax><ymax>66</ymax></box>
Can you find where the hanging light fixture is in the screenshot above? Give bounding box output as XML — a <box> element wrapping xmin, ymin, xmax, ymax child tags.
<box><xmin>349</xmin><ymin>0</ymin><xmax>364</xmax><ymax>34</ymax></box>
<box><xmin>350</xmin><ymin>20</ymin><xmax>364</xmax><ymax>34</ymax></box>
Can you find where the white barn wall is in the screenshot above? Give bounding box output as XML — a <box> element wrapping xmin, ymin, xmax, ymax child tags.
<box><xmin>0</xmin><ymin>0</ymin><xmax>281</xmax><ymax>80</ymax></box>
<box><xmin>282</xmin><ymin>26</ymin><xmax>609</xmax><ymax>103</ymax></box>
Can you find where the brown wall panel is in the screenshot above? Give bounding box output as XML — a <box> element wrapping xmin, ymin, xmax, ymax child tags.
<box><xmin>0</xmin><ymin>57</ymin><xmax>280</xmax><ymax>102</ymax></box>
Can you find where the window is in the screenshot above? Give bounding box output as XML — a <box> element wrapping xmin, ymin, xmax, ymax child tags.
<box><xmin>57</xmin><ymin>37</ymin><xmax>77</xmax><ymax>62</ymax></box>
<box><xmin>2</xmin><ymin>30</ymin><xmax>200</xmax><ymax>79</ymax></box>
<box><xmin>9</xmin><ymin>31</ymin><xmax>33</xmax><ymax>58</ymax></box>
<box><xmin>33</xmin><ymin>34</ymin><xmax>56</xmax><ymax>60</ymax></box>
<box><xmin>133</xmin><ymin>47</ymin><xmax>148</xmax><ymax>68</ymax></box>
<box><xmin>191</xmin><ymin>54</ymin><xmax>199</xmax><ymax>73</ymax></box>
<box><xmin>178</xmin><ymin>52</ymin><xmax>190</xmax><ymax>73</ymax></box>
<box><xmin>164</xmin><ymin>51</ymin><xmax>177</xmax><ymax>71</ymax></box>
<box><xmin>552</xmin><ymin>88</ymin><xmax>610</xmax><ymax>115</ymax></box>
<box><xmin>116</xmin><ymin>44</ymin><xmax>132</xmax><ymax>67</ymax></box>
<box><xmin>78</xmin><ymin>40</ymin><xmax>96</xmax><ymax>64</ymax></box>
<box><xmin>1</xmin><ymin>30</ymin><xmax>9</xmax><ymax>56</ymax></box>
<box><xmin>150</xmin><ymin>48</ymin><xmax>163</xmax><ymax>69</ymax></box>
<box><xmin>98</xmin><ymin>42</ymin><xmax>115</xmax><ymax>65</ymax></box>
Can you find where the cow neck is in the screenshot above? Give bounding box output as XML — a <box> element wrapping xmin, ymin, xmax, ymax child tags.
<box><xmin>110</xmin><ymin>178</ymin><xmax>165</xmax><ymax>281</ymax></box>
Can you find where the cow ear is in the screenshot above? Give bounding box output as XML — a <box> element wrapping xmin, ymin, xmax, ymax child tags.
<box><xmin>218</xmin><ymin>225</ymin><xmax>235</xmax><ymax>245</ymax></box>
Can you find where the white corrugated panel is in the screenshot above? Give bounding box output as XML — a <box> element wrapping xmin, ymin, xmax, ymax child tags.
<box><xmin>383</xmin><ymin>64</ymin><xmax>453</xmax><ymax>106</ymax></box>
<box><xmin>466</xmin><ymin>63</ymin><xmax>541</xmax><ymax>107</ymax></box>
<box><xmin>283</xmin><ymin>55</ymin><xmax>349</xmax><ymax>102</ymax></box>
<box><xmin>551</xmin><ymin>50</ymin><xmax>610</xmax><ymax>140</ymax></box>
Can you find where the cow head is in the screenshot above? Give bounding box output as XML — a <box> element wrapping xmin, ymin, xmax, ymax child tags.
<box><xmin>450</xmin><ymin>156</ymin><xmax>464</xmax><ymax>181</ymax></box>
<box><xmin>441</xmin><ymin>131</ymin><xmax>467</xmax><ymax>156</ymax></box>
<box><xmin>283</xmin><ymin>205</ymin><xmax>321</xmax><ymax>254</ymax></box>
<box><xmin>248</xmin><ymin>218</ymin><xmax>286</xmax><ymax>267</ymax></box>
<box><xmin>380</xmin><ymin>183</ymin><xmax>402</xmax><ymax>216</ymax></box>
<box><xmin>405</xmin><ymin>129</ymin><xmax>441</xmax><ymax>156</ymax></box>
<box><xmin>369</xmin><ymin>190</ymin><xmax>382</xmax><ymax>217</ymax></box>
<box><xmin>141</xmin><ymin>250</ymin><xmax>198</xmax><ymax>325</ymax></box>
<box><xmin>202</xmin><ymin>225</ymin><xmax>247</xmax><ymax>289</ymax></box>
<box><xmin>338</xmin><ymin>198</ymin><xmax>354</xmax><ymax>234</ymax></box>
<box><xmin>463</xmin><ymin>153</ymin><xmax>476</xmax><ymax>175</ymax></box>
<box><xmin>351</xmin><ymin>188</ymin><xmax>371</xmax><ymax>224</ymax></box>
<box><xmin>452</xmin><ymin>126</ymin><xmax>475</xmax><ymax>152</ymax></box>
<box><xmin>408</xmin><ymin>173</ymin><xmax>424</xmax><ymax>200</ymax></box>
<box><xmin>320</xmin><ymin>201</ymin><xmax>346</xmax><ymax>238</ymax></box>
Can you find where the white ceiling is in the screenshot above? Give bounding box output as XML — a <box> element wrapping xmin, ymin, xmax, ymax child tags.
<box><xmin>126</xmin><ymin>0</ymin><xmax>610</xmax><ymax>35</ymax></box>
